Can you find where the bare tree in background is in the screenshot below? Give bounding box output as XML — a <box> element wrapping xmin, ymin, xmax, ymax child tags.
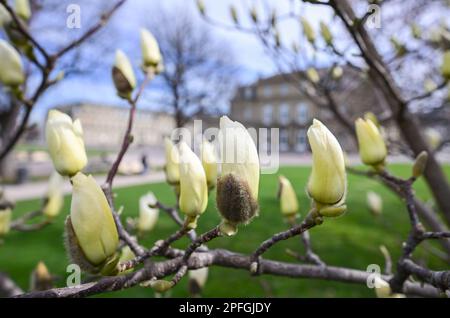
<box><xmin>148</xmin><ymin>8</ymin><xmax>236</xmax><ymax>128</ymax></box>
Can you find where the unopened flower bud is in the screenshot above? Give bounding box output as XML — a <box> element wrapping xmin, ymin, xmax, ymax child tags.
<box><xmin>15</xmin><ymin>0</ymin><xmax>31</xmax><ymax>21</ymax></box>
<box><xmin>150</xmin><ymin>279</ymin><xmax>174</xmax><ymax>293</ymax></box>
<box><xmin>250</xmin><ymin>5</ymin><xmax>258</xmax><ymax>23</ymax></box>
<box><xmin>363</xmin><ymin>112</ymin><xmax>380</xmax><ymax>128</ymax></box>
<box><xmin>43</xmin><ymin>171</ymin><xmax>64</xmax><ymax>219</ymax></box>
<box><xmin>138</xmin><ymin>192</ymin><xmax>159</xmax><ymax>233</ymax></box>
<box><xmin>188</xmin><ymin>267</ymin><xmax>208</xmax><ymax>296</ymax></box>
<box><xmin>164</xmin><ymin>137</ymin><xmax>180</xmax><ymax>185</ymax></box>
<box><xmin>320</xmin><ymin>21</ymin><xmax>333</xmax><ymax>46</ymax></box>
<box><xmin>45</xmin><ymin>110</ymin><xmax>87</xmax><ymax>177</ymax></box>
<box><xmin>0</xmin><ymin>5</ymin><xmax>11</xmax><ymax>27</ymax></box>
<box><xmin>366</xmin><ymin>191</ymin><xmax>382</xmax><ymax>216</ymax></box>
<box><xmin>410</xmin><ymin>23</ymin><xmax>421</xmax><ymax>39</ymax></box>
<box><xmin>412</xmin><ymin>151</ymin><xmax>428</xmax><ymax>179</ymax></box>
<box><xmin>140</xmin><ymin>28</ymin><xmax>162</xmax><ymax>71</ymax></box>
<box><xmin>196</xmin><ymin>0</ymin><xmax>205</xmax><ymax>16</ymax></box>
<box><xmin>178</xmin><ymin>142</ymin><xmax>208</xmax><ymax>218</ymax></box>
<box><xmin>331</xmin><ymin>66</ymin><xmax>343</xmax><ymax>80</ymax></box>
<box><xmin>30</xmin><ymin>261</ymin><xmax>53</xmax><ymax>291</ymax></box>
<box><xmin>217</xmin><ymin>116</ymin><xmax>259</xmax><ymax>228</ymax></box>
<box><xmin>424</xmin><ymin>78</ymin><xmax>437</xmax><ymax>92</ymax></box>
<box><xmin>0</xmin><ymin>207</ymin><xmax>11</xmax><ymax>237</ymax></box>
<box><xmin>301</xmin><ymin>17</ymin><xmax>315</xmax><ymax>43</ymax></box>
<box><xmin>441</xmin><ymin>50</ymin><xmax>450</xmax><ymax>80</ymax></box>
<box><xmin>118</xmin><ymin>246</ymin><xmax>135</xmax><ymax>274</ymax></box>
<box><xmin>374</xmin><ymin>277</ymin><xmax>405</xmax><ymax>298</ymax></box>
<box><xmin>201</xmin><ymin>139</ymin><xmax>218</xmax><ymax>190</ymax></box>
<box><xmin>306</xmin><ymin>68</ymin><xmax>319</xmax><ymax>84</ymax></box>
<box><xmin>112</xmin><ymin>49</ymin><xmax>136</xmax><ymax>99</ymax></box>
<box><xmin>0</xmin><ymin>39</ymin><xmax>24</xmax><ymax>87</ymax></box>
<box><xmin>307</xmin><ymin>119</ymin><xmax>346</xmax><ymax>207</ymax></box>
<box><xmin>390</xmin><ymin>36</ymin><xmax>406</xmax><ymax>57</ymax></box>
<box><xmin>355</xmin><ymin>118</ymin><xmax>387</xmax><ymax>167</ymax></box>
<box><xmin>425</xmin><ymin>128</ymin><xmax>441</xmax><ymax>150</ymax></box>
<box><xmin>278</xmin><ymin>175</ymin><xmax>299</xmax><ymax>218</ymax></box>
<box><xmin>65</xmin><ymin>173</ymin><xmax>119</xmax><ymax>275</ymax></box>
<box><xmin>230</xmin><ymin>5</ymin><xmax>238</xmax><ymax>24</ymax></box>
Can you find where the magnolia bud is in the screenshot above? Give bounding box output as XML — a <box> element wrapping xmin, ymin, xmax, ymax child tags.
<box><xmin>424</xmin><ymin>128</ymin><xmax>441</xmax><ymax>150</ymax></box>
<box><xmin>150</xmin><ymin>279</ymin><xmax>174</xmax><ymax>293</ymax></box>
<box><xmin>331</xmin><ymin>66</ymin><xmax>343</xmax><ymax>80</ymax></box>
<box><xmin>196</xmin><ymin>0</ymin><xmax>205</xmax><ymax>16</ymax></box>
<box><xmin>15</xmin><ymin>0</ymin><xmax>31</xmax><ymax>21</ymax></box>
<box><xmin>217</xmin><ymin>116</ymin><xmax>259</xmax><ymax>228</ymax></box>
<box><xmin>412</xmin><ymin>151</ymin><xmax>428</xmax><ymax>179</ymax></box>
<box><xmin>138</xmin><ymin>192</ymin><xmax>159</xmax><ymax>233</ymax></box>
<box><xmin>363</xmin><ymin>112</ymin><xmax>380</xmax><ymax>128</ymax></box>
<box><xmin>410</xmin><ymin>23</ymin><xmax>421</xmax><ymax>39</ymax></box>
<box><xmin>278</xmin><ymin>175</ymin><xmax>299</xmax><ymax>218</ymax></box>
<box><xmin>374</xmin><ymin>277</ymin><xmax>405</xmax><ymax>298</ymax></box>
<box><xmin>0</xmin><ymin>39</ymin><xmax>24</xmax><ymax>87</ymax></box>
<box><xmin>301</xmin><ymin>17</ymin><xmax>315</xmax><ymax>43</ymax></box>
<box><xmin>118</xmin><ymin>246</ymin><xmax>135</xmax><ymax>274</ymax></box>
<box><xmin>320</xmin><ymin>21</ymin><xmax>333</xmax><ymax>46</ymax></box>
<box><xmin>30</xmin><ymin>261</ymin><xmax>53</xmax><ymax>291</ymax></box>
<box><xmin>188</xmin><ymin>267</ymin><xmax>208</xmax><ymax>296</ymax></box>
<box><xmin>0</xmin><ymin>5</ymin><xmax>11</xmax><ymax>27</ymax></box>
<box><xmin>164</xmin><ymin>137</ymin><xmax>180</xmax><ymax>185</ymax></box>
<box><xmin>112</xmin><ymin>49</ymin><xmax>136</xmax><ymax>99</ymax></box>
<box><xmin>45</xmin><ymin>110</ymin><xmax>88</xmax><ymax>177</ymax></box>
<box><xmin>366</xmin><ymin>191</ymin><xmax>382</xmax><ymax>216</ymax></box>
<box><xmin>230</xmin><ymin>5</ymin><xmax>238</xmax><ymax>24</ymax></box>
<box><xmin>355</xmin><ymin>118</ymin><xmax>387</xmax><ymax>167</ymax></box>
<box><xmin>307</xmin><ymin>119</ymin><xmax>346</xmax><ymax>208</ymax></box>
<box><xmin>140</xmin><ymin>28</ymin><xmax>162</xmax><ymax>71</ymax></box>
<box><xmin>250</xmin><ymin>5</ymin><xmax>258</xmax><ymax>23</ymax></box>
<box><xmin>390</xmin><ymin>36</ymin><xmax>406</xmax><ymax>57</ymax></box>
<box><xmin>318</xmin><ymin>205</ymin><xmax>346</xmax><ymax>218</ymax></box>
<box><xmin>0</xmin><ymin>207</ymin><xmax>11</xmax><ymax>237</ymax></box>
<box><xmin>66</xmin><ymin>173</ymin><xmax>119</xmax><ymax>274</ymax></box>
<box><xmin>424</xmin><ymin>78</ymin><xmax>437</xmax><ymax>92</ymax></box>
<box><xmin>178</xmin><ymin>141</ymin><xmax>208</xmax><ymax>219</ymax></box>
<box><xmin>201</xmin><ymin>139</ymin><xmax>218</xmax><ymax>190</ymax></box>
<box><xmin>306</xmin><ymin>68</ymin><xmax>319</xmax><ymax>84</ymax></box>
<box><xmin>441</xmin><ymin>50</ymin><xmax>450</xmax><ymax>80</ymax></box>
<box><xmin>43</xmin><ymin>171</ymin><xmax>64</xmax><ymax>219</ymax></box>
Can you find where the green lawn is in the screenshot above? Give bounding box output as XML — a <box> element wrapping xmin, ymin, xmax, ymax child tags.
<box><xmin>1</xmin><ymin>164</ymin><xmax>449</xmax><ymax>297</ymax></box>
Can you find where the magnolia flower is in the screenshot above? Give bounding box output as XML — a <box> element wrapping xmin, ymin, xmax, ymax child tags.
<box><xmin>164</xmin><ymin>137</ymin><xmax>180</xmax><ymax>185</ymax></box>
<box><xmin>45</xmin><ymin>110</ymin><xmax>87</xmax><ymax>176</ymax></box>
<box><xmin>178</xmin><ymin>141</ymin><xmax>208</xmax><ymax>222</ymax></box>
<box><xmin>441</xmin><ymin>50</ymin><xmax>450</xmax><ymax>80</ymax></box>
<box><xmin>140</xmin><ymin>28</ymin><xmax>162</xmax><ymax>71</ymax></box>
<box><xmin>301</xmin><ymin>17</ymin><xmax>315</xmax><ymax>43</ymax></box>
<box><xmin>0</xmin><ymin>207</ymin><xmax>11</xmax><ymax>237</ymax></box>
<box><xmin>15</xmin><ymin>0</ymin><xmax>31</xmax><ymax>21</ymax></box>
<box><xmin>66</xmin><ymin>173</ymin><xmax>119</xmax><ymax>274</ymax></box>
<box><xmin>307</xmin><ymin>119</ymin><xmax>346</xmax><ymax>215</ymax></box>
<box><xmin>355</xmin><ymin>118</ymin><xmax>387</xmax><ymax>167</ymax></box>
<box><xmin>112</xmin><ymin>49</ymin><xmax>136</xmax><ymax>99</ymax></box>
<box><xmin>138</xmin><ymin>192</ymin><xmax>159</xmax><ymax>233</ymax></box>
<box><xmin>188</xmin><ymin>267</ymin><xmax>208</xmax><ymax>295</ymax></box>
<box><xmin>0</xmin><ymin>39</ymin><xmax>24</xmax><ymax>87</ymax></box>
<box><xmin>278</xmin><ymin>175</ymin><xmax>299</xmax><ymax>219</ymax></box>
<box><xmin>320</xmin><ymin>21</ymin><xmax>333</xmax><ymax>45</ymax></box>
<box><xmin>217</xmin><ymin>116</ymin><xmax>259</xmax><ymax>233</ymax></box>
<box><xmin>201</xmin><ymin>139</ymin><xmax>218</xmax><ymax>190</ymax></box>
<box><xmin>43</xmin><ymin>171</ymin><xmax>64</xmax><ymax>219</ymax></box>
<box><xmin>366</xmin><ymin>191</ymin><xmax>382</xmax><ymax>216</ymax></box>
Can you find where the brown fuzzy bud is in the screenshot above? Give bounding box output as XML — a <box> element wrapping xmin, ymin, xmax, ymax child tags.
<box><xmin>216</xmin><ymin>174</ymin><xmax>259</xmax><ymax>226</ymax></box>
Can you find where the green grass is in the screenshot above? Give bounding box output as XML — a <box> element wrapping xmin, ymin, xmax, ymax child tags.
<box><xmin>1</xmin><ymin>164</ymin><xmax>449</xmax><ymax>297</ymax></box>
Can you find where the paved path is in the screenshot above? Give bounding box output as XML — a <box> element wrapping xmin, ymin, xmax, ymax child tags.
<box><xmin>3</xmin><ymin>171</ymin><xmax>165</xmax><ymax>202</ymax></box>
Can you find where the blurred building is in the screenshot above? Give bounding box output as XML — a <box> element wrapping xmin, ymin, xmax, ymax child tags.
<box><xmin>230</xmin><ymin>69</ymin><xmax>394</xmax><ymax>153</ymax></box>
<box><xmin>56</xmin><ymin>103</ymin><xmax>175</xmax><ymax>149</ymax></box>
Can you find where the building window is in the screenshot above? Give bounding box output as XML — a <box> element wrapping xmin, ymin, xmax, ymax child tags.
<box><xmin>262</xmin><ymin>86</ymin><xmax>272</xmax><ymax>98</ymax></box>
<box><xmin>297</xmin><ymin>102</ymin><xmax>309</xmax><ymax>124</ymax></box>
<box><xmin>244</xmin><ymin>87</ymin><xmax>253</xmax><ymax>100</ymax></box>
<box><xmin>295</xmin><ymin>129</ymin><xmax>307</xmax><ymax>152</ymax></box>
<box><xmin>243</xmin><ymin>107</ymin><xmax>252</xmax><ymax>121</ymax></box>
<box><xmin>280</xmin><ymin>129</ymin><xmax>289</xmax><ymax>151</ymax></box>
<box><xmin>279</xmin><ymin>103</ymin><xmax>290</xmax><ymax>125</ymax></box>
<box><xmin>263</xmin><ymin>104</ymin><xmax>272</xmax><ymax>125</ymax></box>
<box><xmin>280</xmin><ymin>84</ymin><xmax>289</xmax><ymax>96</ymax></box>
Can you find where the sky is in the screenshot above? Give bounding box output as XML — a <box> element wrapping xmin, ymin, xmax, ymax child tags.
<box><xmin>28</xmin><ymin>0</ymin><xmax>334</xmax><ymax>122</ymax></box>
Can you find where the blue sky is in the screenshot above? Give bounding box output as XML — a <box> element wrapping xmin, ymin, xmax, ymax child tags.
<box><xmin>30</xmin><ymin>0</ymin><xmax>333</xmax><ymax>122</ymax></box>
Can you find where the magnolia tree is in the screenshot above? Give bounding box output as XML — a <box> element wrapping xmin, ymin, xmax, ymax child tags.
<box><xmin>0</xmin><ymin>0</ymin><xmax>449</xmax><ymax>298</ymax></box>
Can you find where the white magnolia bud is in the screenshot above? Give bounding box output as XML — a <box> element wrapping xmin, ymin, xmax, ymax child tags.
<box><xmin>306</xmin><ymin>68</ymin><xmax>320</xmax><ymax>84</ymax></box>
<box><xmin>217</xmin><ymin>116</ymin><xmax>259</xmax><ymax>228</ymax></box>
<box><xmin>374</xmin><ymin>277</ymin><xmax>406</xmax><ymax>298</ymax></box>
<box><xmin>112</xmin><ymin>49</ymin><xmax>136</xmax><ymax>99</ymax></box>
<box><xmin>164</xmin><ymin>137</ymin><xmax>180</xmax><ymax>185</ymax></box>
<box><xmin>67</xmin><ymin>173</ymin><xmax>119</xmax><ymax>272</ymax></box>
<box><xmin>278</xmin><ymin>175</ymin><xmax>299</xmax><ymax>218</ymax></box>
<box><xmin>201</xmin><ymin>139</ymin><xmax>218</xmax><ymax>190</ymax></box>
<box><xmin>0</xmin><ymin>39</ymin><xmax>24</xmax><ymax>87</ymax></box>
<box><xmin>178</xmin><ymin>142</ymin><xmax>208</xmax><ymax>221</ymax></box>
<box><xmin>140</xmin><ymin>28</ymin><xmax>162</xmax><ymax>69</ymax></box>
<box><xmin>320</xmin><ymin>21</ymin><xmax>333</xmax><ymax>46</ymax></box>
<box><xmin>424</xmin><ymin>128</ymin><xmax>441</xmax><ymax>150</ymax></box>
<box><xmin>188</xmin><ymin>267</ymin><xmax>208</xmax><ymax>293</ymax></box>
<box><xmin>366</xmin><ymin>191</ymin><xmax>382</xmax><ymax>216</ymax></box>
<box><xmin>0</xmin><ymin>207</ymin><xmax>11</xmax><ymax>236</ymax></box>
<box><xmin>307</xmin><ymin>119</ymin><xmax>346</xmax><ymax>210</ymax></box>
<box><xmin>43</xmin><ymin>171</ymin><xmax>64</xmax><ymax>219</ymax></box>
<box><xmin>45</xmin><ymin>110</ymin><xmax>88</xmax><ymax>177</ymax></box>
<box><xmin>301</xmin><ymin>17</ymin><xmax>315</xmax><ymax>43</ymax></box>
<box><xmin>355</xmin><ymin>118</ymin><xmax>387</xmax><ymax>167</ymax></box>
<box><xmin>138</xmin><ymin>192</ymin><xmax>159</xmax><ymax>233</ymax></box>
<box><xmin>332</xmin><ymin>66</ymin><xmax>343</xmax><ymax>80</ymax></box>
<box><xmin>15</xmin><ymin>0</ymin><xmax>31</xmax><ymax>21</ymax></box>
<box><xmin>0</xmin><ymin>5</ymin><xmax>12</xmax><ymax>26</ymax></box>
